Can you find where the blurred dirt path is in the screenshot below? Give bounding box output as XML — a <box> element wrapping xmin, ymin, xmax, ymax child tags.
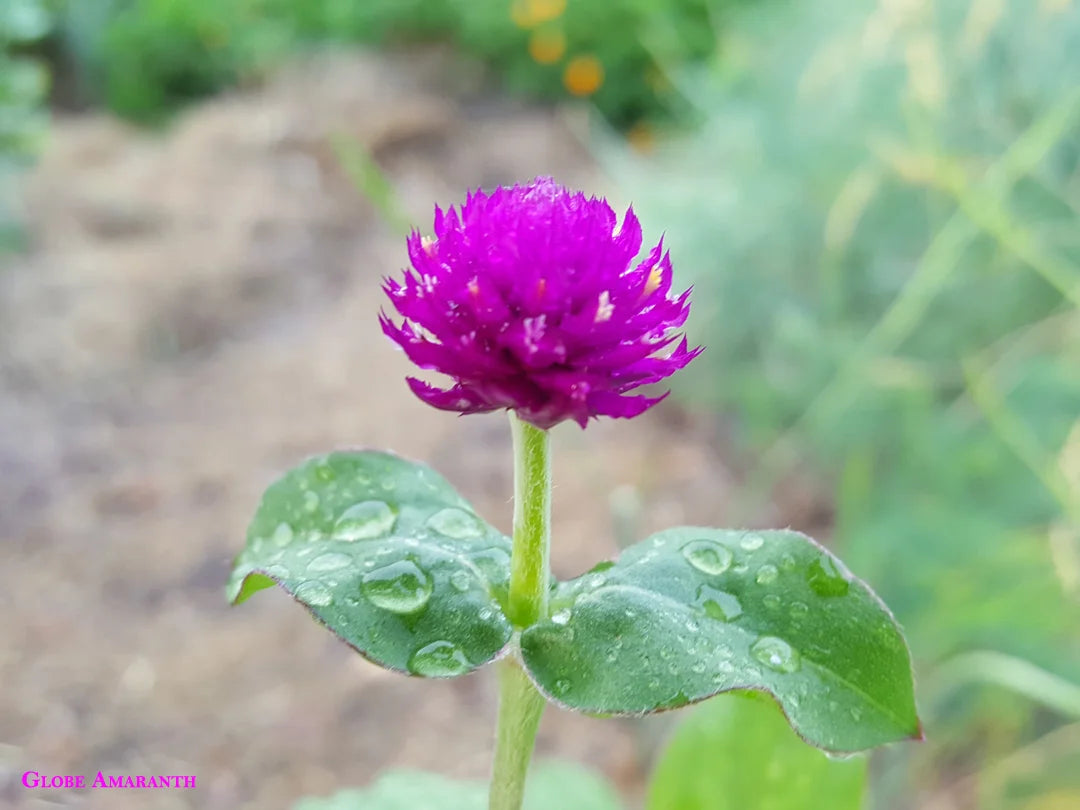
<box><xmin>0</xmin><ymin>50</ymin><xmax>736</xmax><ymax>809</ymax></box>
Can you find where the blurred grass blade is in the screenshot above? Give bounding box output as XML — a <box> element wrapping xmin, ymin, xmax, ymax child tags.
<box><xmin>331</xmin><ymin>133</ymin><xmax>411</xmax><ymax>233</ymax></box>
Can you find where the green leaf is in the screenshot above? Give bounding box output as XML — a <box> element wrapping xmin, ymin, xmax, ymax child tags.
<box><xmin>647</xmin><ymin>692</ymin><xmax>867</xmax><ymax>810</ymax></box>
<box><xmin>520</xmin><ymin>528</ymin><xmax>920</xmax><ymax>752</ymax></box>
<box><xmin>292</xmin><ymin>762</ymin><xmax>623</xmax><ymax>810</ymax></box>
<box><xmin>523</xmin><ymin>761</ymin><xmax>623</xmax><ymax>810</ymax></box>
<box><xmin>228</xmin><ymin>451</ymin><xmax>513</xmax><ymax>677</ymax></box>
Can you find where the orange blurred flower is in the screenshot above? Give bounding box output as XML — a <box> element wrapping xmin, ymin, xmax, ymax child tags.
<box><xmin>529</xmin><ymin>28</ymin><xmax>567</xmax><ymax>64</ymax></box>
<box><xmin>511</xmin><ymin>0</ymin><xmax>567</xmax><ymax>29</ymax></box>
<box><xmin>563</xmin><ymin>55</ymin><xmax>604</xmax><ymax>96</ymax></box>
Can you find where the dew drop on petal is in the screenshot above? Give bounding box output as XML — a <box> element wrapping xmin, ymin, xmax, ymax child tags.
<box><xmin>303</xmin><ymin>491</ymin><xmax>320</xmax><ymax>513</ymax></box>
<box><xmin>750</xmin><ymin>636</ymin><xmax>801</xmax><ymax>673</ymax></box>
<box><xmin>334</xmin><ymin>501</ymin><xmax>396</xmax><ymax>541</ymax></box>
<box><xmin>361</xmin><ymin>559</ymin><xmax>432</xmax><ymax>614</ymax></box>
<box><xmin>408</xmin><ymin>640</ymin><xmax>471</xmax><ymax>677</ymax></box>
<box><xmin>294</xmin><ymin>580</ymin><xmax>333</xmax><ymax>607</ymax></box>
<box><xmin>681</xmin><ymin>539</ymin><xmax>733</xmax><ymax>575</ymax></box>
<box><xmin>763</xmin><ymin>594</ymin><xmax>782</xmax><ymax>610</ymax></box>
<box><xmin>554</xmin><ymin>678</ymin><xmax>572</xmax><ymax>695</ymax></box>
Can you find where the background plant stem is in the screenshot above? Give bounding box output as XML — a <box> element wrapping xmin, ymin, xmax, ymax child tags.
<box><xmin>489</xmin><ymin>413</ymin><xmax>552</xmax><ymax>810</ymax></box>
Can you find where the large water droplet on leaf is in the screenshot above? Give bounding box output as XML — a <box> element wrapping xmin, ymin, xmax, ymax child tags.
<box><xmin>470</xmin><ymin>547</ymin><xmax>510</xmax><ymax>583</ymax></box>
<box><xmin>807</xmin><ymin>555</ymin><xmax>850</xmax><ymax>597</ymax></box>
<box><xmin>751</xmin><ymin>635</ymin><xmax>801</xmax><ymax>673</ymax></box>
<box><xmin>294</xmin><ymin>580</ymin><xmax>333</xmax><ymax>607</ymax></box>
<box><xmin>334</xmin><ymin>501</ymin><xmax>396</xmax><ymax>541</ymax></box>
<box><xmin>695</xmin><ymin>583</ymin><xmax>743</xmax><ymax>621</ymax></box>
<box><xmin>427</xmin><ymin>507</ymin><xmax>483</xmax><ymax>538</ymax></box>
<box><xmin>408</xmin><ymin>640</ymin><xmax>471</xmax><ymax>677</ymax></box>
<box><xmin>361</xmin><ymin>559</ymin><xmax>432</xmax><ymax>614</ymax></box>
<box><xmin>307</xmin><ymin>552</ymin><xmax>351</xmax><ymax>573</ymax></box>
<box><xmin>681</xmin><ymin>539</ymin><xmax>733</xmax><ymax>575</ymax></box>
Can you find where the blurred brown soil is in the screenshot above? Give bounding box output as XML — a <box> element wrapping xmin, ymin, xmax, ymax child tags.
<box><xmin>0</xmin><ymin>49</ymin><xmax>757</xmax><ymax>810</ymax></box>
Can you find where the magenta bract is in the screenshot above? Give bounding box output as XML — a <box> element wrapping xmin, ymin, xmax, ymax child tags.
<box><xmin>380</xmin><ymin>177</ymin><xmax>702</xmax><ymax>429</ymax></box>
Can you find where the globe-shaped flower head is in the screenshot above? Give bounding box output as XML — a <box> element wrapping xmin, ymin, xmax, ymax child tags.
<box><xmin>380</xmin><ymin>177</ymin><xmax>702</xmax><ymax>429</ymax></box>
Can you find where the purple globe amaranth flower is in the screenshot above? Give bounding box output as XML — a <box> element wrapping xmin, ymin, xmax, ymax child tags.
<box><xmin>379</xmin><ymin>177</ymin><xmax>702</xmax><ymax>430</ymax></box>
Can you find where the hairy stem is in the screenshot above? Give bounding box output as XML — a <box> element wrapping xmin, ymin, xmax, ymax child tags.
<box><xmin>489</xmin><ymin>659</ymin><xmax>547</xmax><ymax>810</ymax></box>
<box><xmin>507</xmin><ymin>413</ymin><xmax>551</xmax><ymax>627</ymax></box>
<box><xmin>489</xmin><ymin>413</ymin><xmax>551</xmax><ymax>810</ymax></box>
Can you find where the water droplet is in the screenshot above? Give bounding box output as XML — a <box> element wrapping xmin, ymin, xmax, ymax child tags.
<box><xmin>303</xmin><ymin>491</ymin><xmax>320</xmax><ymax>513</ymax></box>
<box><xmin>551</xmin><ymin>608</ymin><xmax>572</xmax><ymax>626</ymax></box>
<box><xmin>696</xmin><ymin>583</ymin><xmax>743</xmax><ymax>621</ymax></box>
<box><xmin>427</xmin><ymin>507</ymin><xmax>484</xmax><ymax>539</ymax></box>
<box><xmin>849</xmin><ymin>706</ymin><xmax>863</xmax><ymax>722</ymax></box>
<box><xmin>334</xmin><ymin>501</ymin><xmax>396</xmax><ymax>541</ymax></box>
<box><xmin>582</xmin><ymin>572</ymin><xmax>607</xmax><ymax>590</ymax></box>
<box><xmin>314</xmin><ymin>461</ymin><xmax>336</xmax><ymax>482</ymax></box>
<box><xmin>554</xmin><ymin>679</ymin><xmax>571</xmax><ymax>695</ymax></box>
<box><xmin>807</xmin><ymin>556</ymin><xmax>850</xmax><ymax>597</ymax></box>
<box><xmin>750</xmin><ymin>636</ymin><xmax>801</xmax><ymax>673</ymax></box>
<box><xmin>789</xmin><ymin>601</ymin><xmax>810</xmax><ymax>621</ymax></box>
<box><xmin>685</xmin><ymin>619</ymin><xmax>700</xmax><ymax>633</ymax></box>
<box><xmin>691</xmin><ymin>661</ymin><xmax>706</xmax><ymax>674</ymax></box>
<box><xmin>408</xmin><ymin>640</ymin><xmax>471</xmax><ymax>677</ymax></box>
<box><xmin>763</xmin><ymin>594</ymin><xmax>782</xmax><ymax>610</ymax></box>
<box><xmin>478</xmin><ymin>606</ymin><xmax>495</xmax><ymax>621</ymax></box>
<box><xmin>449</xmin><ymin>570</ymin><xmax>472</xmax><ymax>592</ymax></box>
<box><xmin>605</xmin><ymin>650</ymin><xmax>618</xmax><ymax>663</ymax></box>
<box><xmin>272</xmin><ymin>522</ymin><xmax>294</xmax><ymax>547</ymax></box>
<box><xmin>755</xmin><ymin>564</ymin><xmax>779</xmax><ymax>585</ymax></box>
<box><xmin>471</xmin><ymin>547</ymin><xmax>511</xmax><ymax>582</ymax></box>
<box><xmin>361</xmin><ymin>559</ymin><xmax>432</xmax><ymax>614</ymax></box>
<box><xmin>682</xmin><ymin>540</ymin><xmax>733</xmax><ymax>576</ymax></box>
<box><xmin>307</xmin><ymin>552</ymin><xmax>351</xmax><ymax>573</ymax></box>
<box><xmin>740</xmin><ymin>533</ymin><xmax>765</xmax><ymax>551</ymax></box>
<box><xmin>294</xmin><ymin>580</ymin><xmax>333</xmax><ymax>607</ymax></box>
<box><xmin>780</xmin><ymin>553</ymin><xmax>797</xmax><ymax>571</ymax></box>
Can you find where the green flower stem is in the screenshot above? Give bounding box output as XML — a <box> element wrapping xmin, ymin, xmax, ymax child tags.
<box><xmin>489</xmin><ymin>413</ymin><xmax>552</xmax><ymax>810</ymax></box>
<box><xmin>489</xmin><ymin>658</ymin><xmax>547</xmax><ymax>810</ymax></box>
<box><xmin>507</xmin><ymin>413</ymin><xmax>551</xmax><ymax>628</ymax></box>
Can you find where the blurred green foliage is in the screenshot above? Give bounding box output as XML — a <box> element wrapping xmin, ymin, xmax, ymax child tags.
<box><xmin>605</xmin><ymin>0</ymin><xmax>1080</xmax><ymax>805</ymax></box>
<box><xmin>647</xmin><ymin>692</ymin><xmax>867</xmax><ymax>810</ymax></box>
<box><xmin>1</xmin><ymin>0</ymin><xmax>51</xmax><ymax>250</ymax></box>
<box><xmin>55</xmin><ymin>0</ymin><xmax>741</xmax><ymax>126</ymax></box>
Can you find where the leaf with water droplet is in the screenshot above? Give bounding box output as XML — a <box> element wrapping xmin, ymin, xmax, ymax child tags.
<box><xmin>520</xmin><ymin>527</ymin><xmax>920</xmax><ymax>753</ymax></box>
<box><xmin>228</xmin><ymin>451</ymin><xmax>513</xmax><ymax>677</ymax></box>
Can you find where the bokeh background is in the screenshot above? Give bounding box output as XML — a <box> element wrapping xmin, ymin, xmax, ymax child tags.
<box><xmin>2</xmin><ymin>0</ymin><xmax>1079</xmax><ymax>808</ymax></box>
